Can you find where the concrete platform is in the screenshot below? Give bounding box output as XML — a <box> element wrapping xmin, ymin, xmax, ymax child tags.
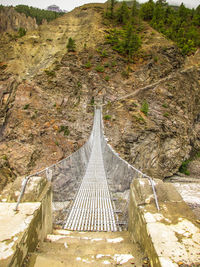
<box><xmin>28</xmin><ymin>230</ymin><xmax>144</xmax><ymax>267</ymax></box>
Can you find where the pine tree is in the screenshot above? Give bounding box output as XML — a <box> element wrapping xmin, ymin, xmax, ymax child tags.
<box><xmin>67</xmin><ymin>38</ymin><xmax>76</xmax><ymax>52</ymax></box>
<box><xmin>110</xmin><ymin>0</ymin><xmax>116</xmax><ymax>19</ymax></box>
<box><xmin>116</xmin><ymin>1</ymin><xmax>129</xmax><ymax>24</ymax></box>
<box><xmin>140</xmin><ymin>0</ymin><xmax>155</xmax><ymax>21</ymax></box>
<box><xmin>131</xmin><ymin>0</ymin><xmax>138</xmax><ymax>17</ymax></box>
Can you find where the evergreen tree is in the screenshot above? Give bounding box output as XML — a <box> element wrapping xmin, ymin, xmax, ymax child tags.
<box><xmin>140</xmin><ymin>0</ymin><xmax>155</xmax><ymax>21</ymax></box>
<box><xmin>123</xmin><ymin>23</ymin><xmax>141</xmax><ymax>57</ymax></box>
<box><xmin>193</xmin><ymin>5</ymin><xmax>200</xmax><ymax>26</ymax></box>
<box><xmin>67</xmin><ymin>38</ymin><xmax>76</xmax><ymax>52</ymax></box>
<box><xmin>131</xmin><ymin>0</ymin><xmax>138</xmax><ymax>17</ymax></box>
<box><xmin>116</xmin><ymin>1</ymin><xmax>129</xmax><ymax>24</ymax></box>
<box><xmin>110</xmin><ymin>0</ymin><xmax>116</xmax><ymax>19</ymax></box>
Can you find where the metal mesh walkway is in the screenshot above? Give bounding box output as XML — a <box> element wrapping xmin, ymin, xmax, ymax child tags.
<box><xmin>64</xmin><ymin>108</ymin><xmax>117</xmax><ymax>231</ymax></box>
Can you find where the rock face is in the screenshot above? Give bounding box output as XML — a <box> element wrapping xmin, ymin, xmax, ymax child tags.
<box><xmin>103</xmin><ymin>66</ymin><xmax>200</xmax><ymax>179</ymax></box>
<box><xmin>0</xmin><ymin>6</ymin><xmax>38</xmax><ymax>33</ymax></box>
<box><xmin>0</xmin><ymin>3</ymin><xmax>199</xmax><ymax>191</ymax></box>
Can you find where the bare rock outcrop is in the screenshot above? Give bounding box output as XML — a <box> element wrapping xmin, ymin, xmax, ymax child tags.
<box><xmin>0</xmin><ymin>6</ymin><xmax>38</xmax><ymax>33</ymax></box>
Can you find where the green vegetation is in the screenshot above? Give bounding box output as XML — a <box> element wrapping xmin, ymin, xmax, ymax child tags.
<box><xmin>59</xmin><ymin>125</ymin><xmax>70</xmax><ymax>136</ymax></box>
<box><xmin>95</xmin><ymin>65</ymin><xmax>105</xmax><ymax>73</ymax></box>
<box><xmin>14</xmin><ymin>5</ymin><xmax>64</xmax><ymax>25</ymax></box>
<box><xmin>105</xmin><ymin>75</ymin><xmax>110</xmax><ymax>81</ymax></box>
<box><xmin>18</xmin><ymin>27</ymin><xmax>26</xmax><ymax>37</ymax></box>
<box><xmin>90</xmin><ymin>96</ymin><xmax>95</xmax><ymax>105</ymax></box>
<box><xmin>111</xmin><ymin>60</ymin><xmax>117</xmax><ymax>67</ymax></box>
<box><xmin>1</xmin><ymin>155</ymin><xmax>8</xmax><ymax>160</ymax></box>
<box><xmin>121</xmin><ymin>69</ymin><xmax>129</xmax><ymax>79</ymax></box>
<box><xmin>0</xmin><ymin>64</ymin><xmax>7</xmax><ymax>70</ymax></box>
<box><xmin>179</xmin><ymin>160</ymin><xmax>190</xmax><ymax>175</ymax></box>
<box><xmin>140</xmin><ymin>100</ymin><xmax>149</xmax><ymax>116</ymax></box>
<box><xmin>105</xmin><ymin>1</ymin><xmax>142</xmax><ymax>59</ymax></box>
<box><xmin>179</xmin><ymin>150</ymin><xmax>200</xmax><ymax>175</ymax></box>
<box><xmin>55</xmin><ymin>141</ymin><xmax>59</xmax><ymax>146</ymax></box>
<box><xmin>162</xmin><ymin>103</ymin><xmax>168</xmax><ymax>108</ymax></box>
<box><xmin>84</xmin><ymin>61</ymin><xmax>92</xmax><ymax>69</ymax></box>
<box><xmin>140</xmin><ymin>0</ymin><xmax>200</xmax><ymax>55</ymax></box>
<box><xmin>101</xmin><ymin>49</ymin><xmax>109</xmax><ymax>58</ymax></box>
<box><xmin>104</xmin><ymin>114</ymin><xmax>111</xmax><ymax>120</ymax></box>
<box><xmin>67</xmin><ymin>37</ymin><xmax>76</xmax><ymax>52</ymax></box>
<box><xmin>23</xmin><ymin>104</ymin><xmax>30</xmax><ymax>110</ymax></box>
<box><xmin>133</xmin><ymin>114</ymin><xmax>145</xmax><ymax>123</ymax></box>
<box><xmin>132</xmin><ymin>102</ymin><xmax>138</xmax><ymax>107</ymax></box>
<box><xmin>163</xmin><ymin>112</ymin><xmax>169</xmax><ymax>117</ymax></box>
<box><xmin>44</xmin><ymin>69</ymin><xmax>56</xmax><ymax>77</ymax></box>
<box><xmin>105</xmin><ymin>0</ymin><xmax>199</xmax><ymax>56</ymax></box>
<box><xmin>106</xmin><ymin>25</ymin><xmax>141</xmax><ymax>58</ymax></box>
<box><xmin>77</xmin><ymin>81</ymin><xmax>82</xmax><ymax>88</ymax></box>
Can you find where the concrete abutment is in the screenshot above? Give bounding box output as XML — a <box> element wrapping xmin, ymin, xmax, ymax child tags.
<box><xmin>128</xmin><ymin>178</ymin><xmax>200</xmax><ymax>266</ymax></box>
<box><xmin>0</xmin><ymin>177</ymin><xmax>52</xmax><ymax>267</ymax></box>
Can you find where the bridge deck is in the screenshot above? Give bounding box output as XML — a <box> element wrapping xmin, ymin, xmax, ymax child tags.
<box><xmin>64</xmin><ymin>109</ymin><xmax>117</xmax><ymax>231</ymax></box>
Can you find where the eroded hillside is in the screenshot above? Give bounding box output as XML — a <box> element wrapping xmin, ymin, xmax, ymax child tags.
<box><xmin>0</xmin><ymin>3</ymin><xmax>200</xmax><ymax>191</ymax></box>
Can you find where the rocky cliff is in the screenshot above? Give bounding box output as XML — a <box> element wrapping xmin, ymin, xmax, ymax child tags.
<box><xmin>0</xmin><ymin>6</ymin><xmax>38</xmax><ymax>33</ymax></box>
<box><xmin>0</xmin><ymin>3</ymin><xmax>199</xmax><ymax>191</ymax></box>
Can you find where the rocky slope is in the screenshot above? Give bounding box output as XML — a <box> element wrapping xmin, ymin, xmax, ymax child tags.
<box><xmin>0</xmin><ymin>6</ymin><xmax>38</xmax><ymax>33</ymax></box>
<box><xmin>0</xmin><ymin>3</ymin><xmax>199</xmax><ymax>191</ymax></box>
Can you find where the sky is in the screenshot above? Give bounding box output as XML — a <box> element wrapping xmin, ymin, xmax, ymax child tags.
<box><xmin>0</xmin><ymin>0</ymin><xmax>199</xmax><ymax>11</ymax></box>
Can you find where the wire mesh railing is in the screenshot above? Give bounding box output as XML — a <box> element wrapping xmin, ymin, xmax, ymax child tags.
<box><xmin>14</xmin><ymin>105</ymin><xmax>160</xmax><ymax>221</ymax></box>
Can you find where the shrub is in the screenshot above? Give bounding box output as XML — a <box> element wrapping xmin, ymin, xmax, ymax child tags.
<box><xmin>121</xmin><ymin>70</ymin><xmax>129</xmax><ymax>79</ymax></box>
<box><xmin>105</xmin><ymin>75</ymin><xmax>110</xmax><ymax>81</ymax></box>
<box><xmin>44</xmin><ymin>70</ymin><xmax>56</xmax><ymax>77</ymax></box>
<box><xmin>179</xmin><ymin>160</ymin><xmax>190</xmax><ymax>175</ymax></box>
<box><xmin>90</xmin><ymin>97</ymin><xmax>95</xmax><ymax>105</ymax></box>
<box><xmin>163</xmin><ymin>112</ymin><xmax>169</xmax><ymax>117</ymax></box>
<box><xmin>0</xmin><ymin>64</ymin><xmax>7</xmax><ymax>70</ymax></box>
<box><xmin>67</xmin><ymin>37</ymin><xmax>76</xmax><ymax>52</ymax></box>
<box><xmin>23</xmin><ymin>104</ymin><xmax>30</xmax><ymax>110</ymax></box>
<box><xmin>95</xmin><ymin>65</ymin><xmax>105</xmax><ymax>73</ymax></box>
<box><xmin>59</xmin><ymin>125</ymin><xmax>70</xmax><ymax>136</ymax></box>
<box><xmin>140</xmin><ymin>100</ymin><xmax>149</xmax><ymax>116</ymax></box>
<box><xmin>2</xmin><ymin>155</ymin><xmax>8</xmax><ymax>160</ymax></box>
<box><xmin>77</xmin><ymin>81</ymin><xmax>82</xmax><ymax>88</ymax></box>
<box><xmin>101</xmin><ymin>49</ymin><xmax>108</xmax><ymax>58</ymax></box>
<box><xmin>104</xmin><ymin>62</ymin><xmax>110</xmax><ymax>68</ymax></box>
<box><xmin>84</xmin><ymin>61</ymin><xmax>92</xmax><ymax>69</ymax></box>
<box><xmin>104</xmin><ymin>114</ymin><xmax>111</xmax><ymax>120</ymax></box>
<box><xmin>18</xmin><ymin>27</ymin><xmax>26</xmax><ymax>37</ymax></box>
<box><xmin>162</xmin><ymin>103</ymin><xmax>168</xmax><ymax>108</ymax></box>
<box><xmin>111</xmin><ymin>60</ymin><xmax>117</xmax><ymax>67</ymax></box>
<box><xmin>55</xmin><ymin>141</ymin><xmax>59</xmax><ymax>146</ymax></box>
